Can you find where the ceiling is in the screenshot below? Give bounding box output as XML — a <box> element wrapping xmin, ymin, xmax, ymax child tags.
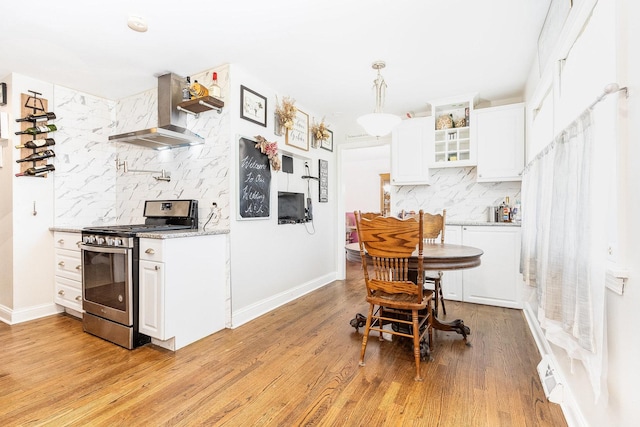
<box><xmin>0</xmin><ymin>0</ymin><xmax>551</xmax><ymax>139</ymax></box>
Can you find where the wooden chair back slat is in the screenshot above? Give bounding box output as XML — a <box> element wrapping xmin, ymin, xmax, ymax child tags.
<box><xmin>354</xmin><ymin>211</ymin><xmax>424</xmax><ymax>303</ymax></box>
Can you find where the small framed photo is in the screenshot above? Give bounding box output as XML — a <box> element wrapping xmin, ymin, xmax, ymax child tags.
<box><xmin>0</xmin><ymin>82</ymin><xmax>7</xmax><ymax>106</ymax></box>
<box><xmin>320</xmin><ymin>129</ymin><xmax>333</xmax><ymax>152</ymax></box>
<box><xmin>318</xmin><ymin>159</ymin><xmax>328</xmax><ymax>202</ymax></box>
<box><xmin>240</xmin><ymin>85</ymin><xmax>267</xmax><ymax>127</ymax></box>
<box><xmin>286</xmin><ymin>109</ymin><xmax>309</xmax><ymax>151</ymax></box>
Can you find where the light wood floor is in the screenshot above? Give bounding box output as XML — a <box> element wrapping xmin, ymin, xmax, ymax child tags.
<box><xmin>0</xmin><ymin>261</ymin><xmax>567</xmax><ymax>426</ymax></box>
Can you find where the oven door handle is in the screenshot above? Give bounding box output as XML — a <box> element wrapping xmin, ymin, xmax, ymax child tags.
<box><xmin>80</xmin><ymin>244</ymin><xmax>130</xmax><ymax>255</ymax></box>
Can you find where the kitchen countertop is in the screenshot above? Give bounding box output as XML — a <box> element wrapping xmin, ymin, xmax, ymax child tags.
<box><xmin>446</xmin><ymin>221</ymin><xmax>521</xmax><ymax>227</ymax></box>
<box><xmin>49</xmin><ymin>226</ymin><xmax>230</xmax><ymax>238</ymax></box>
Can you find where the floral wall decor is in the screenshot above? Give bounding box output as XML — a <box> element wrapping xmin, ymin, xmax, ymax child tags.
<box><xmin>254</xmin><ymin>135</ymin><xmax>281</xmax><ymax>171</ymax></box>
<box><xmin>274</xmin><ymin>96</ymin><xmax>296</xmax><ymax>137</ymax></box>
<box><xmin>310</xmin><ymin>118</ymin><xmax>330</xmax><ymax>148</ymax></box>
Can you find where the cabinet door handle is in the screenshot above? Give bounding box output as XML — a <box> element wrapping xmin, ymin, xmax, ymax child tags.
<box><xmin>155</xmin><ymin>265</ymin><xmax>160</xmax><ymax>271</ymax></box>
<box><xmin>75</xmin><ymin>296</ymin><xmax>82</xmax><ymax>302</ymax></box>
<box><xmin>58</xmin><ymin>290</ymin><xmax>65</xmax><ymax>296</ymax></box>
<box><xmin>58</xmin><ymin>261</ymin><xmax>65</xmax><ymax>267</ymax></box>
<box><xmin>145</xmin><ymin>248</ymin><xmax>155</xmax><ymax>254</ymax></box>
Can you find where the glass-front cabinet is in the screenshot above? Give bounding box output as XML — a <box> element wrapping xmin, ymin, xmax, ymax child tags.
<box><xmin>428</xmin><ymin>93</ymin><xmax>478</xmax><ymax>168</ymax></box>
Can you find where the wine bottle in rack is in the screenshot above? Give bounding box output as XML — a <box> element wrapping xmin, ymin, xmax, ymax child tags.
<box><xmin>16</xmin><ymin>149</ymin><xmax>56</xmax><ymax>163</ymax></box>
<box><xmin>15</xmin><ymin>138</ymin><xmax>56</xmax><ymax>149</ymax></box>
<box><xmin>15</xmin><ymin>164</ymin><xmax>55</xmax><ymax>177</ymax></box>
<box><xmin>16</xmin><ymin>112</ymin><xmax>57</xmax><ymax>122</ymax></box>
<box><xmin>15</xmin><ymin>124</ymin><xmax>57</xmax><ymax>136</ymax></box>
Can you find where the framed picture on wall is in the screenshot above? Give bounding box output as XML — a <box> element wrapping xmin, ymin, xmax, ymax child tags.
<box><xmin>320</xmin><ymin>129</ymin><xmax>333</xmax><ymax>152</ymax></box>
<box><xmin>319</xmin><ymin>159</ymin><xmax>328</xmax><ymax>202</ymax></box>
<box><xmin>0</xmin><ymin>82</ymin><xmax>7</xmax><ymax>105</ymax></box>
<box><xmin>286</xmin><ymin>109</ymin><xmax>309</xmax><ymax>151</ymax></box>
<box><xmin>240</xmin><ymin>85</ymin><xmax>267</xmax><ymax>127</ymax></box>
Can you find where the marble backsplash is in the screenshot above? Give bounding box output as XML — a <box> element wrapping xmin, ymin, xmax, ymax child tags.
<box><xmin>52</xmin><ymin>66</ymin><xmax>231</xmax><ymax>230</ymax></box>
<box><xmin>393</xmin><ymin>167</ymin><xmax>521</xmax><ymax>222</ymax></box>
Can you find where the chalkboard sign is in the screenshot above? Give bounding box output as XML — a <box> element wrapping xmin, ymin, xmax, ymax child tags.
<box><xmin>238</xmin><ymin>137</ymin><xmax>271</xmax><ymax>219</ymax></box>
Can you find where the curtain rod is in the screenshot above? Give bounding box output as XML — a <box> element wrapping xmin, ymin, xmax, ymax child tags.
<box><xmin>588</xmin><ymin>82</ymin><xmax>628</xmax><ymax>110</ymax></box>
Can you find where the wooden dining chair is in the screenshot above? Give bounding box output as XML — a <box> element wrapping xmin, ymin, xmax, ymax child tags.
<box><xmin>360</xmin><ymin>212</ymin><xmax>383</xmax><ymax>220</ymax></box>
<box><xmin>423</xmin><ymin>210</ymin><xmax>447</xmax><ymax>317</ymax></box>
<box><xmin>354</xmin><ymin>210</ymin><xmax>433</xmax><ymax>381</ymax></box>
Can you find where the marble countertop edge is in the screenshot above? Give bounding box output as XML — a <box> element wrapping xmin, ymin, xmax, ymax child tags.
<box><xmin>49</xmin><ymin>226</ymin><xmax>231</xmax><ymax>238</ymax></box>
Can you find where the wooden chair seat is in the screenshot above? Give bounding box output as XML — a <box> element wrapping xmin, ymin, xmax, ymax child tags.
<box><xmin>354</xmin><ymin>210</ymin><xmax>433</xmax><ymax>381</ymax></box>
<box><xmin>366</xmin><ymin>290</ymin><xmax>433</xmax><ymax>310</ymax></box>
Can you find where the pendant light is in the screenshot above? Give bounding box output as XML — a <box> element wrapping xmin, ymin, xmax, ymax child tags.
<box><xmin>357</xmin><ymin>61</ymin><xmax>401</xmax><ymax>137</ymax></box>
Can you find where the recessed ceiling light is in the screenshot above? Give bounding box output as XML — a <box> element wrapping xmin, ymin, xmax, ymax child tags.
<box><xmin>127</xmin><ymin>16</ymin><xmax>148</xmax><ymax>32</ymax></box>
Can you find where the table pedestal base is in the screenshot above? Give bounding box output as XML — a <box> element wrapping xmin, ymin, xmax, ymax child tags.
<box><xmin>349</xmin><ymin>310</ymin><xmax>471</xmax><ymax>340</ymax></box>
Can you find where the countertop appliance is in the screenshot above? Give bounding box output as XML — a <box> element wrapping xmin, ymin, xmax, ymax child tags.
<box><xmin>80</xmin><ymin>199</ymin><xmax>198</xmax><ymax>349</ymax></box>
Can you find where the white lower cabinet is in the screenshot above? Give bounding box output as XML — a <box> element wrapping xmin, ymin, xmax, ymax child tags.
<box><xmin>53</xmin><ymin>231</ymin><xmax>84</xmax><ymax>316</ymax></box>
<box><xmin>139</xmin><ymin>259</ymin><xmax>165</xmax><ymax>340</ymax></box>
<box><xmin>441</xmin><ymin>225</ymin><xmax>522</xmax><ymax>309</ymax></box>
<box><xmin>138</xmin><ymin>234</ymin><xmax>227</xmax><ymax>351</ymax></box>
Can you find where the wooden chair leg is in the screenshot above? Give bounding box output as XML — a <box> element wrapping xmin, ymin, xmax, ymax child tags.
<box><xmin>412</xmin><ymin>309</ymin><xmax>423</xmax><ymax>381</ymax></box>
<box><xmin>436</xmin><ymin>275</ymin><xmax>446</xmax><ymax>316</ymax></box>
<box><xmin>359</xmin><ymin>304</ymin><xmax>375</xmax><ymax>367</ymax></box>
<box><xmin>427</xmin><ymin>299</ymin><xmax>433</xmax><ymax>351</ymax></box>
<box><xmin>433</xmin><ymin>285</ymin><xmax>439</xmax><ymax>317</ymax></box>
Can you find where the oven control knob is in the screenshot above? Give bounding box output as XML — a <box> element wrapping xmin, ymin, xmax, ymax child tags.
<box><xmin>97</xmin><ymin>237</ymin><xmax>105</xmax><ymax>245</ymax></box>
<box><xmin>114</xmin><ymin>238</ymin><xmax>123</xmax><ymax>246</ymax></box>
<box><xmin>105</xmin><ymin>237</ymin><xmax>113</xmax><ymax>246</ymax></box>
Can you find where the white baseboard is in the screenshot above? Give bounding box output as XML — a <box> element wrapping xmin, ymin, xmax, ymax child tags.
<box><xmin>231</xmin><ymin>272</ymin><xmax>337</xmax><ymax>328</ymax></box>
<box><xmin>523</xmin><ymin>302</ymin><xmax>588</xmax><ymax>427</ymax></box>
<box><xmin>0</xmin><ymin>302</ymin><xmax>63</xmax><ymax>325</ymax></box>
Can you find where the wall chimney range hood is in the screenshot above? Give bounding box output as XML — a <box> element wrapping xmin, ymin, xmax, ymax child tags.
<box><xmin>109</xmin><ymin>73</ymin><xmax>204</xmax><ymax>150</ymax></box>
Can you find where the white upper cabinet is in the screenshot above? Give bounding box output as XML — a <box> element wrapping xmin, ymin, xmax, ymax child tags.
<box><xmin>427</xmin><ymin>93</ymin><xmax>478</xmax><ymax>168</ymax></box>
<box><xmin>474</xmin><ymin>103</ymin><xmax>525</xmax><ymax>182</ymax></box>
<box><xmin>391</xmin><ymin>116</ymin><xmax>434</xmax><ymax>185</ymax></box>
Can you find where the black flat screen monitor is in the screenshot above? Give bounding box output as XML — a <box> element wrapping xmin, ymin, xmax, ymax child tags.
<box><xmin>278</xmin><ymin>192</ymin><xmax>305</xmax><ymax>224</ymax></box>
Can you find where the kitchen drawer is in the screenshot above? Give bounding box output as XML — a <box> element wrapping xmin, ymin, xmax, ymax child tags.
<box><xmin>55</xmin><ymin>276</ymin><xmax>83</xmax><ymax>312</ymax></box>
<box><xmin>55</xmin><ymin>248</ymin><xmax>82</xmax><ymax>281</ymax></box>
<box><xmin>54</xmin><ymin>231</ymin><xmax>82</xmax><ymax>252</ymax></box>
<box><xmin>139</xmin><ymin>238</ymin><xmax>164</xmax><ymax>261</ymax></box>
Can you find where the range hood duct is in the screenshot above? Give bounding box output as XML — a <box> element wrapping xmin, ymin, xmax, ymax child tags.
<box><xmin>109</xmin><ymin>73</ymin><xmax>204</xmax><ymax>150</ymax></box>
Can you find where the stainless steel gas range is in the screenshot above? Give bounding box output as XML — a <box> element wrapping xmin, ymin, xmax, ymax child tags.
<box><xmin>80</xmin><ymin>199</ymin><xmax>198</xmax><ymax>349</ymax></box>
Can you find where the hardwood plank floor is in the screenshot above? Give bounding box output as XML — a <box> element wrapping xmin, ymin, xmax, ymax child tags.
<box><xmin>0</xmin><ymin>261</ymin><xmax>567</xmax><ymax>426</ymax></box>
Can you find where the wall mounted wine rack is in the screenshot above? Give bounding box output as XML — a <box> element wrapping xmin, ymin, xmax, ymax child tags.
<box><xmin>15</xmin><ymin>90</ymin><xmax>56</xmax><ymax>177</ymax></box>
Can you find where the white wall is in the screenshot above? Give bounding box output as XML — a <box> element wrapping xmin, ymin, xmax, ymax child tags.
<box><xmin>228</xmin><ymin>64</ymin><xmax>337</xmax><ymax>327</ymax></box>
<box><xmin>0</xmin><ymin>74</ymin><xmax>59</xmax><ymax>323</ymax></box>
<box><xmin>343</xmin><ymin>144</ymin><xmax>390</xmax><ymax>213</ymax></box>
<box><xmin>524</xmin><ymin>0</ymin><xmax>639</xmax><ymax>424</ymax></box>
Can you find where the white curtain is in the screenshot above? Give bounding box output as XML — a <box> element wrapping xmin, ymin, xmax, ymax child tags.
<box><xmin>521</xmin><ymin>110</ymin><xmax>608</xmax><ymax>402</ymax></box>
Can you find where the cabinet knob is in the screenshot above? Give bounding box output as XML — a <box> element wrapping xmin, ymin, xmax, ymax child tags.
<box><xmin>155</xmin><ymin>265</ymin><xmax>160</xmax><ymax>271</ymax></box>
<box><xmin>58</xmin><ymin>239</ymin><xmax>64</xmax><ymax>244</ymax></box>
<box><xmin>58</xmin><ymin>261</ymin><xmax>65</xmax><ymax>267</ymax></box>
<box><xmin>75</xmin><ymin>265</ymin><xmax>82</xmax><ymax>270</ymax></box>
<box><xmin>145</xmin><ymin>248</ymin><xmax>155</xmax><ymax>254</ymax></box>
<box><xmin>76</xmin><ymin>241</ymin><xmax>82</xmax><ymax>247</ymax></box>
<box><xmin>75</xmin><ymin>296</ymin><xmax>82</xmax><ymax>302</ymax></box>
<box><xmin>58</xmin><ymin>290</ymin><xmax>65</xmax><ymax>295</ymax></box>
